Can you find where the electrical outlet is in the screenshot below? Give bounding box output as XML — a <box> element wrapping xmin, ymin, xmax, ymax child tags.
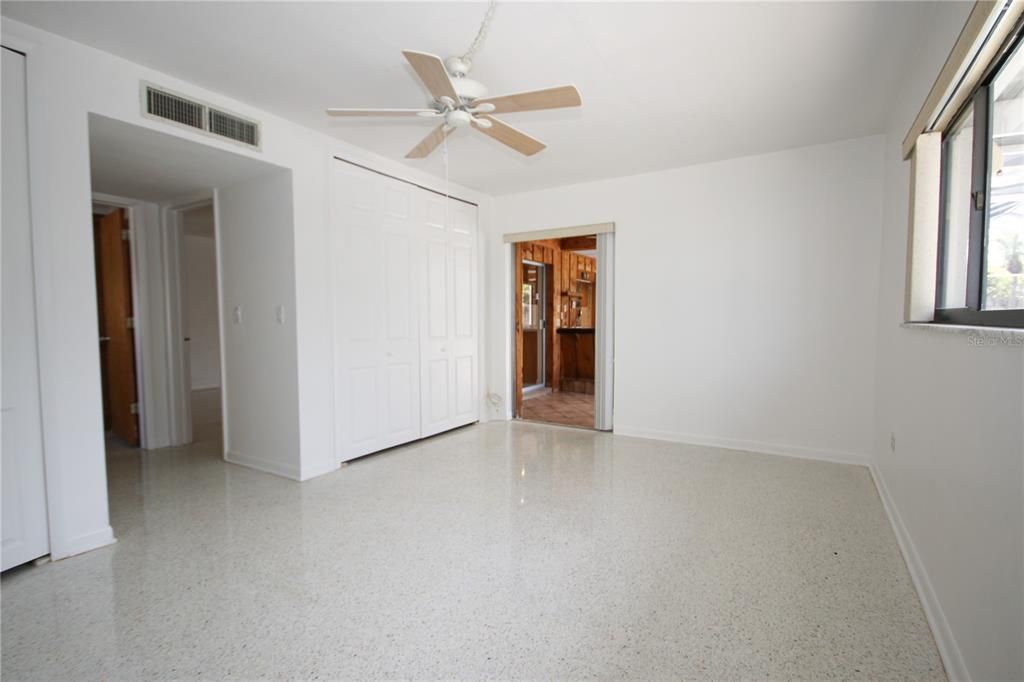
<box><xmin>890</xmin><ymin>433</ymin><xmax>896</xmax><ymax>453</ymax></box>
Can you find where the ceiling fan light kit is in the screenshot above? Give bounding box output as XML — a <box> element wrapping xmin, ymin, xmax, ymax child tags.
<box><xmin>325</xmin><ymin>2</ymin><xmax>581</xmax><ymax>159</ymax></box>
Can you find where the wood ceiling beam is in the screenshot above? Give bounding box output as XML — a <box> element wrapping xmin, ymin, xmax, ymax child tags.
<box><xmin>559</xmin><ymin>235</ymin><xmax>597</xmax><ymax>251</ymax></box>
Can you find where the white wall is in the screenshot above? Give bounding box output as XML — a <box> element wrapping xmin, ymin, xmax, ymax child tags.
<box><xmin>183</xmin><ymin>228</ymin><xmax>221</xmax><ymax>390</ymax></box>
<box><xmin>0</xmin><ymin>18</ymin><xmax>491</xmax><ymax>560</ymax></box>
<box><xmin>217</xmin><ymin>171</ymin><xmax>301</xmax><ymax>477</ymax></box>
<box><xmin>492</xmin><ymin>135</ymin><xmax>885</xmax><ymax>464</ymax></box>
<box><xmin>872</xmin><ymin>3</ymin><xmax>1024</xmax><ymax>680</ymax></box>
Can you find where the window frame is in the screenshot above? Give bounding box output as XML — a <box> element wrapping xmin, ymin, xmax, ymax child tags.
<box><xmin>934</xmin><ymin>33</ymin><xmax>1024</xmax><ymax>329</ymax></box>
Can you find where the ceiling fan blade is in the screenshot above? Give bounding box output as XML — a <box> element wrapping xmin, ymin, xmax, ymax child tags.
<box><xmin>473</xmin><ymin>86</ymin><xmax>581</xmax><ymax>114</ymax></box>
<box><xmin>472</xmin><ymin>115</ymin><xmax>546</xmax><ymax>156</ymax></box>
<box><xmin>402</xmin><ymin>50</ymin><xmax>459</xmax><ymax>102</ymax></box>
<box><xmin>327</xmin><ymin>108</ymin><xmax>440</xmax><ymax>117</ymax></box>
<box><xmin>406</xmin><ymin>124</ymin><xmax>453</xmax><ymax>159</ymax></box>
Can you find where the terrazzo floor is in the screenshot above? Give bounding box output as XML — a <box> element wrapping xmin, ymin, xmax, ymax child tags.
<box><xmin>1</xmin><ymin>406</ymin><xmax>944</xmax><ymax>679</ymax></box>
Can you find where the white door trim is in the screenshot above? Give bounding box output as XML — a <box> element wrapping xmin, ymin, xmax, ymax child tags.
<box><xmin>594</xmin><ymin>232</ymin><xmax>615</xmax><ymax>431</ymax></box>
<box><xmin>505</xmin><ymin>226</ymin><xmax>615</xmax><ymax>429</ymax></box>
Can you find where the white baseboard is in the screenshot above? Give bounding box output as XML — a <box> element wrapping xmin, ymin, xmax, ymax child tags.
<box><xmin>225</xmin><ymin>450</ymin><xmax>300</xmax><ymax>481</ymax></box>
<box><xmin>612</xmin><ymin>425</ymin><xmax>869</xmax><ymax>466</ymax></box>
<box><xmin>299</xmin><ymin>459</ymin><xmax>340</xmax><ymax>482</ymax></box>
<box><xmin>869</xmin><ymin>465</ymin><xmax>968</xmax><ymax>681</ymax></box>
<box><xmin>52</xmin><ymin>525</ymin><xmax>116</xmax><ymax>561</ymax></box>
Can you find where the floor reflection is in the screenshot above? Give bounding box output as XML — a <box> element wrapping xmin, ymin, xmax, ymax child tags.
<box><xmin>2</xmin><ymin>420</ymin><xmax>944</xmax><ymax>680</ymax></box>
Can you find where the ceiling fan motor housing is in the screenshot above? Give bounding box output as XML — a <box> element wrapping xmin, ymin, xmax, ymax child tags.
<box><xmin>446</xmin><ymin>109</ymin><xmax>474</xmax><ymax>127</ymax></box>
<box><xmin>444</xmin><ymin>55</ymin><xmax>487</xmax><ymax>102</ymax></box>
<box><xmin>451</xmin><ymin>76</ymin><xmax>487</xmax><ymax>103</ymax></box>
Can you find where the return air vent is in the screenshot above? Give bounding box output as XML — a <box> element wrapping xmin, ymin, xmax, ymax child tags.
<box><xmin>142</xmin><ymin>83</ymin><xmax>261</xmax><ymax>150</ymax></box>
<box><xmin>146</xmin><ymin>87</ymin><xmax>204</xmax><ymax>130</ymax></box>
<box><xmin>208</xmin><ymin>109</ymin><xmax>258</xmax><ymax>147</ymax></box>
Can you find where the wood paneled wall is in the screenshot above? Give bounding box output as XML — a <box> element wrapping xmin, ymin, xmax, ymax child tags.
<box><xmin>515</xmin><ymin>237</ymin><xmax>598</xmax><ymax>413</ymax></box>
<box><xmin>517</xmin><ymin>238</ymin><xmax>597</xmax><ymax>328</ymax></box>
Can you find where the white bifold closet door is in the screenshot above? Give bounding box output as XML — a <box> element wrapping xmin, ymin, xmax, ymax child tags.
<box><xmin>418</xmin><ymin>193</ymin><xmax>478</xmax><ymax>437</ymax></box>
<box><xmin>332</xmin><ymin>163</ymin><xmax>422</xmax><ymax>460</ymax></box>
<box><xmin>331</xmin><ymin>161</ymin><xmax>478</xmax><ymax>462</ymax></box>
<box><xmin>2</xmin><ymin>47</ymin><xmax>50</xmax><ymax>571</ymax></box>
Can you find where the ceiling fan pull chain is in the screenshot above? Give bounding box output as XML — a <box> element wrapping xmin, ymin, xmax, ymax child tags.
<box><xmin>461</xmin><ymin>0</ymin><xmax>497</xmax><ymax>67</ymax></box>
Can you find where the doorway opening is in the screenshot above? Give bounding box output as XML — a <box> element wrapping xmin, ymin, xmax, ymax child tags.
<box><xmin>513</xmin><ymin>233</ymin><xmax>610</xmax><ymax>430</ymax></box>
<box><xmin>91</xmin><ymin>206</ymin><xmax>141</xmax><ymax>447</ymax></box>
<box><xmin>87</xmin><ymin>113</ymin><xmax>293</xmax><ymax>536</ymax></box>
<box><xmin>180</xmin><ymin>203</ymin><xmax>222</xmax><ymax>444</ymax></box>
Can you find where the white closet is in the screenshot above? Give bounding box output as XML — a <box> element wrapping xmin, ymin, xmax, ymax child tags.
<box><xmin>331</xmin><ymin>161</ymin><xmax>478</xmax><ymax>461</ymax></box>
<box><xmin>2</xmin><ymin>47</ymin><xmax>50</xmax><ymax>571</ymax></box>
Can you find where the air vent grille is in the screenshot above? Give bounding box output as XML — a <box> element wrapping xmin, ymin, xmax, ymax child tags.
<box><xmin>208</xmin><ymin>109</ymin><xmax>258</xmax><ymax>147</ymax></box>
<box><xmin>142</xmin><ymin>84</ymin><xmax>260</xmax><ymax>149</ymax></box>
<box><xmin>146</xmin><ymin>87</ymin><xmax>204</xmax><ymax>129</ymax></box>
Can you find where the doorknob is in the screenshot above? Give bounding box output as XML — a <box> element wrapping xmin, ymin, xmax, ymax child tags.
<box><xmin>99</xmin><ymin>336</ymin><xmax>110</xmax><ymax>343</ymax></box>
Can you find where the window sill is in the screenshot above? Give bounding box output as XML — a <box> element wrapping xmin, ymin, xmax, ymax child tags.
<box><xmin>902</xmin><ymin>322</ymin><xmax>1024</xmax><ymax>345</ymax></box>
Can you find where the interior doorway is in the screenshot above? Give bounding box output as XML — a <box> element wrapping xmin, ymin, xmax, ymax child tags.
<box><xmin>86</xmin><ymin>112</ymin><xmax>293</xmax><ymax>537</ymax></box>
<box><xmin>179</xmin><ymin>203</ymin><xmax>223</xmax><ymax>444</ymax></box>
<box><xmin>513</xmin><ymin>233</ymin><xmax>608</xmax><ymax>429</ymax></box>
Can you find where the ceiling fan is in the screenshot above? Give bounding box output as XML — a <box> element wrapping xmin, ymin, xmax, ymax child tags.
<box><xmin>325</xmin><ymin>4</ymin><xmax>581</xmax><ymax>159</ymax></box>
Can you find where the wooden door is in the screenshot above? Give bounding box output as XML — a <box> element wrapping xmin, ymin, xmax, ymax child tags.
<box><xmin>96</xmin><ymin>209</ymin><xmax>139</xmax><ymax>445</ymax></box>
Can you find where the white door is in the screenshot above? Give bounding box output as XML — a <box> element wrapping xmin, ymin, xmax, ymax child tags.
<box><xmin>2</xmin><ymin>47</ymin><xmax>50</xmax><ymax>571</ymax></box>
<box><xmin>419</xmin><ymin>194</ymin><xmax>478</xmax><ymax>437</ymax></box>
<box><xmin>332</xmin><ymin>163</ymin><xmax>420</xmax><ymax>460</ymax></box>
<box><xmin>419</xmin><ymin>193</ymin><xmax>453</xmax><ymax>436</ymax></box>
<box><xmin>448</xmin><ymin>200</ymin><xmax>478</xmax><ymax>427</ymax></box>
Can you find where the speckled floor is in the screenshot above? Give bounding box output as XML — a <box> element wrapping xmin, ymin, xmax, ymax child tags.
<box><xmin>1</xmin><ymin>412</ymin><xmax>944</xmax><ymax>680</ymax></box>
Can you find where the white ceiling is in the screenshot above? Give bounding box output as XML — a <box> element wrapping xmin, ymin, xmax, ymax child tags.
<box><xmin>7</xmin><ymin>2</ymin><xmax>948</xmax><ymax>195</ymax></box>
<box><xmin>89</xmin><ymin>114</ymin><xmax>284</xmax><ymax>202</ymax></box>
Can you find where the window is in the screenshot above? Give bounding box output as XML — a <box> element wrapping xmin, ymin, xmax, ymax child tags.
<box><xmin>936</xmin><ymin>36</ymin><xmax>1024</xmax><ymax>328</ymax></box>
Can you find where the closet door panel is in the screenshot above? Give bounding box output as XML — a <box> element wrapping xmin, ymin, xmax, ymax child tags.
<box><xmin>333</xmin><ymin>169</ymin><xmax>384</xmax><ymax>458</ymax></box>
<box><xmin>452</xmin><ymin>243</ymin><xmax>473</xmax><ymax>339</ymax></box>
<box><xmin>424</xmin><ymin>240</ymin><xmax>448</xmax><ymax>340</ymax></box>
<box><xmin>454</xmin><ymin>355</ymin><xmax>474</xmax><ymax>416</ymax></box>
<box><xmin>384</xmin><ymin>363</ymin><xmax>415</xmax><ymax>436</ymax></box>
<box><xmin>448</xmin><ymin>200</ymin><xmax>479</xmax><ymax>427</ymax></box>
<box><xmin>333</xmin><ymin>163</ymin><xmax>421</xmax><ymax>459</ymax></box>
<box><xmin>427</xmin><ymin>358</ymin><xmax>450</xmax><ymax>424</ymax></box>
<box><xmin>1</xmin><ymin>48</ymin><xmax>49</xmax><ymax>571</ymax></box>
<box><xmin>347</xmin><ymin>365</ymin><xmax>379</xmax><ymax>446</ymax></box>
<box><xmin>419</xmin><ymin>192</ymin><xmax>454</xmax><ymax>436</ymax></box>
<box><xmin>377</xmin><ymin>193</ymin><xmax>420</xmax><ymax>450</ymax></box>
